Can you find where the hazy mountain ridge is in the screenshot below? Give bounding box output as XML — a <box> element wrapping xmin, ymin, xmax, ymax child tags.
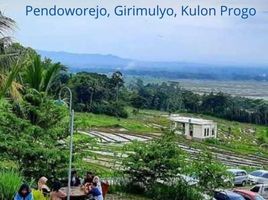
<box><xmin>37</xmin><ymin>50</ymin><xmax>268</xmax><ymax>81</ymax></box>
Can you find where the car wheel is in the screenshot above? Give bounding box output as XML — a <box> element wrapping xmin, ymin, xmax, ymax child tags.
<box><xmin>242</xmin><ymin>181</ymin><xmax>246</xmax><ymax>186</ymax></box>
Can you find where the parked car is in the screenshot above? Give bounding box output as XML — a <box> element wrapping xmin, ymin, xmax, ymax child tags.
<box><xmin>227</xmin><ymin>169</ymin><xmax>248</xmax><ymax>186</ymax></box>
<box><xmin>248</xmin><ymin>170</ymin><xmax>268</xmax><ymax>184</ymax></box>
<box><xmin>214</xmin><ymin>191</ymin><xmax>245</xmax><ymax>200</ymax></box>
<box><xmin>250</xmin><ymin>184</ymin><xmax>268</xmax><ymax>199</ymax></box>
<box><xmin>234</xmin><ymin>189</ymin><xmax>265</xmax><ymax>200</ymax></box>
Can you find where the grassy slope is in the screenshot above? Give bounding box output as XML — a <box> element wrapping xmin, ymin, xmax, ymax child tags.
<box><xmin>75</xmin><ymin>109</ymin><xmax>267</xmax><ymax>148</ymax></box>
<box><xmin>73</xmin><ymin>109</ymin><xmax>168</xmax><ymax>177</ymax></box>
<box><xmin>75</xmin><ymin>109</ymin><xmax>169</xmax><ymax>134</ymax></box>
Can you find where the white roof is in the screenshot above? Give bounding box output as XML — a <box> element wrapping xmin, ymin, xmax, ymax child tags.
<box><xmin>170</xmin><ymin>116</ymin><xmax>215</xmax><ymax>125</ymax></box>
<box><xmin>227</xmin><ymin>169</ymin><xmax>247</xmax><ymax>173</ymax></box>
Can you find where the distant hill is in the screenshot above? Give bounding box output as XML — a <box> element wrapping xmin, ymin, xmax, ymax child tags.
<box><xmin>37</xmin><ymin>50</ymin><xmax>212</xmax><ymax>71</ymax></box>
<box><xmin>37</xmin><ymin>50</ymin><xmax>131</xmax><ymax>69</ymax></box>
<box><xmin>37</xmin><ymin>50</ymin><xmax>268</xmax><ymax>81</ymax></box>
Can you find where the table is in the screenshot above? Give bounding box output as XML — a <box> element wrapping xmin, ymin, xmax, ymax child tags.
<box><xmin>60</xmin><ymin>187</ymin><xmax>87</xmax><ymax>200</ymax></box>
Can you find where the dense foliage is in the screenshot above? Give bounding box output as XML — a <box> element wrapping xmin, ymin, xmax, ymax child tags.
<box><xmin>122</xmin><ymin>134</ymin><xmax>230</xmax><ymax>199</ymax></box>
<box><xmin>54</xmin><ymin>72</ymin><xmax>268</xmax><ymax>125</ymax></box>
<box><xmin>123</xmin><ymin>134</ymin><xmax>186</xmax><ymax>188</ymax></box>
<box><xmin>193</xmin><ymin>152</ymin><xmax>232</xmax><ymax>197</ymax></box>
<box><xmin>0</xmin><ymin>14</ymin><xmax>70</xmax><ymax>180</ymax></box>
<box><xmin>0</xmin><ymin>96</ymin><xmax>69</xmax><ymax>180</ymax></box>
<box><xmin>68</xmin><ymin>72</ymin><xmax>128</xmax><ymax>118</ymax></box>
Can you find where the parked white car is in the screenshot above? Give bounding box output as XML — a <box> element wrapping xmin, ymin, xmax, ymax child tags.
<box><xmin>250</xmin><ymin>184</ymin><xmax>268</xmax><ymax>199</ymax></box>
<box><xmin>248</xmin><ymin>170</ymin><xmax>268</xmax><ymax>184</ymax></box>
<box><xmin>227</xmin><ymin>169</ymin><xmax>248</xmax><ymax>186</ymax></box>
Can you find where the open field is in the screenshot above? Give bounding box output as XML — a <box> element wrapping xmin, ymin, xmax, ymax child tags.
<box><xmin>75</xmin><ymin>112</ymin><xmax>167</xmax><ymax>135</ymax></box>
<box><xmin>177</xmin><ymin>79</ymin><xmax>268</xmax><ymax>100</ymax></box>
<box><xmin>126</xmin><ymin>76</ymin><xmax>268</xmax><ymax>100</ymax></box>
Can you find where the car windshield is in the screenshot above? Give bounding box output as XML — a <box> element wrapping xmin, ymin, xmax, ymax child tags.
<box><xmin>227</xmin><ymin>171</ymin><xmax>235</xmax><ymax>176</ymax></box>
<box><xmin>250</xmin><ymin>171</ymin><xmax>263</xmax><ymax>176</ymax></box>
<box><xmin>255</xmin><ymin>195</ymin><xmax>265</xmax><ymax>200</ymax></box>
<box><xmin>251</xmin><ymin>186</ymin><xmax>260</xmax><ymax>193</ymax></box>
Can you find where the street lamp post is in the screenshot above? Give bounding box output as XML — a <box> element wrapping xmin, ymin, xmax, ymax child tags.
<box><xmin>58</xmin><ymin>86</ymin><xmax>74</xmax><ymax>200</ymax></box>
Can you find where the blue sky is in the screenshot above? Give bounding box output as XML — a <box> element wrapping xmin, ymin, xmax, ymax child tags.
<box><xmin>1</xmin><ymin>0</ymin><xmax>268</xmax><ymax>66</ymax></box>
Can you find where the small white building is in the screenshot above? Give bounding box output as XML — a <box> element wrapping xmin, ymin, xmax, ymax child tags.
<box><xmin>170</xmin><ymin>115</ymin><xmax>217</xmax><ymax>140</ymax></box>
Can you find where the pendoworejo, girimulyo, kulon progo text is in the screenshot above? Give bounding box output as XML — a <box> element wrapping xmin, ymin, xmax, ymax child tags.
<box><xmin>25</xmin><ymin>5</ymin><xmax>257</xmax><ymax>19</ymax></box>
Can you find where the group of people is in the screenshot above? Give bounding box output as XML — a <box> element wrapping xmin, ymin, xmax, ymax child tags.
<box><xmin>71</xmin><ymin>171</ymin><xmax>103</xmax><ymax>200</ymax></box>
<box><xmin>14</xmin><ymin>171</ymin><xmax>104</xmax><ymax>200</ymax></box>
<box><xmin>14</xmin><ymin>176</ymin><xmax>66</xmax><ymax>200</ymax></box>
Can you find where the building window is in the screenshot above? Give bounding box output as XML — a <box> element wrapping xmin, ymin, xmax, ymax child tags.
<box><xmin>204</xmin><ymin>128</ymin><xmax>210</xmax><ymax>137</ymax></box>
<box><xmin>212</xmin><ymin>128</ymin><xmax>215</xmax><ymax>136</ymax></box>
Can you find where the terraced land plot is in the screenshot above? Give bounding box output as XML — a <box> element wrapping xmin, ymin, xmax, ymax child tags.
<box><xmin>74</xmin><ymin>130</ymin><xmax>268</xmax><ymax>175</ymax></box>
<box><xmin>73</xmin><ymin>112</ymin><xmax>268</xmax><ymax>176</ymax></box>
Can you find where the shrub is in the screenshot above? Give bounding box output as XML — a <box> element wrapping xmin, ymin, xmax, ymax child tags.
<box><xmin>32</xmin><ymin>189</ymin><xmax>49</xmax><ymax>200</ymax></box>
<box><xmin>123</xmin><ymin>133</ymin><xmax>186</xmax><ymax>189</ymax></box>
<box><xmin>0</xmin><ymin>160</ymin><xmax>18</xmax><ymax>171</ymax></box>
<box><xmin>0</xmin><ymin>94</ymin><xmax>69</xmax><ymax>180</ymax></box>
<box><xmin>147</xmin><ymin>182</ymin><xmax>202</xmax><ymax>200</ymax></box>
<box><xmin>0</xmin><ymin>170</ymin><xmax>23</xmax><ymax>200</ymax></box>
<box><xmin>109</xmin><ymin>179</ymin><xmax>202</xmax><ymax>200</ymax></box>
<box><xmin>192</xmin><ymin>151</ymin><xmax>232</xmax><ymax>197</ymax></box>
<box><xmin>92</xmin><ymin>102</ymin><xmax>128</xmax><ymax>118</ymax></box>
<box><xmin>108</xmin><ymin>179</ymin><xmax>145</xmax><ymax>195</ymax></box>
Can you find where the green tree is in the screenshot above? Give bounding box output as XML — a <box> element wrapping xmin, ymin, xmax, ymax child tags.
<box><xmin>0</xmin><ymin>11</ymin><xmax>15</xmax><ymax>50</ymax></box>
<box><xmin>0</xmin><ymin>93</ymin><xmax>69</xmax><ymax>179</ymax></box>
<box><xmin>111</xmin><ymin>71</ymin><xmax>124</xmax><ymax>102</ymax></box>
<box><xmin>191</xmin><ymin>151</ymin><xmax>231</xmax><ymax>197</ymax></box>
<box><xmin>123</xmin><ymin>133</ymin><xmax>187</xmax><ymax>190</ymax></box>
<box><xmin>23</xmin><ymin>54</ymin><xmax>63</xmax><ymax>94</ymax></box>
<box><xmin>68</xmin><ymin>72</ymin><xmax>128</xmax><ymax>117</ymax></box>
<box><xmin>0</xmin><ymin>12</ymin><xmax>24</xmax><ymax>101</ymax></box>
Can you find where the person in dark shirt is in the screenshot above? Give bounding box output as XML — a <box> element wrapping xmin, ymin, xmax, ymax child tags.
<box><xmin>14</xmin><ymin>184</ymin><xmax>33</xmax><ymax>200</ymax></box>
<box><xmin>71</xmin><ymin>170</ymin><xmax>81</xmax><ymax>186</ymax></box>
<box><xmin>83</xmin><ymin>171</ymin><xmax>94</xmax><ymax>185</ymax></box>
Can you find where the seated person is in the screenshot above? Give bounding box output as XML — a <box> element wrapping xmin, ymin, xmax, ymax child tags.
<box><xmin>38</xmin><ymin>176</ymin><xmax>50</xmax><ymax>196</ymax></box>
<box><xmin>92</xmin><ymin>176</ymin><xmax>102</xmax><ymax>195</ymax></box>
<box><xmin>83</xmin><ymin>182</ymin><xmax>92</xmax><ymax>195</ymax></box>
<box><xmin>83</xmin><ymin>172</ymin><xmax>94</xmax><ymax>185</ymax></box>
<box><xmin>89</xmin><ymin>182</ymin><xmax>103</xmax><ymax>200</ymax></box>
<box><xmin>50</xmin><ymin>181</ymin><xmax>66</xmax><ymax>200</ymax></box>
<box><xmin>14</xmin><ymin>184</ymin><xmax>33</xmax><ymax>200</ymax></box>
<box><xmin>71</xmin><ymin>170</ymin><xmax>81</xmax><ymax>186</ymax></box>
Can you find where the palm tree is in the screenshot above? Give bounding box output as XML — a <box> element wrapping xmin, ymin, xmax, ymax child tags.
<box><xmin>23</xmin><ymin>54</ymin><xmax>64</xmax><ymax>94</ymax></box>
<box><xmin>0</xmin><ymin>11</ymin><xmax>23</xmax><ymax>100</ymax></box>
<box><xmin>0</xmin><ymin>11</ymin><xmax>15</xmax><ymax>50</ymax></box>
<box><xmin>111</xmin><ymin>71</ymin><xmax>124</xmax><ymax>102</ymax></box>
